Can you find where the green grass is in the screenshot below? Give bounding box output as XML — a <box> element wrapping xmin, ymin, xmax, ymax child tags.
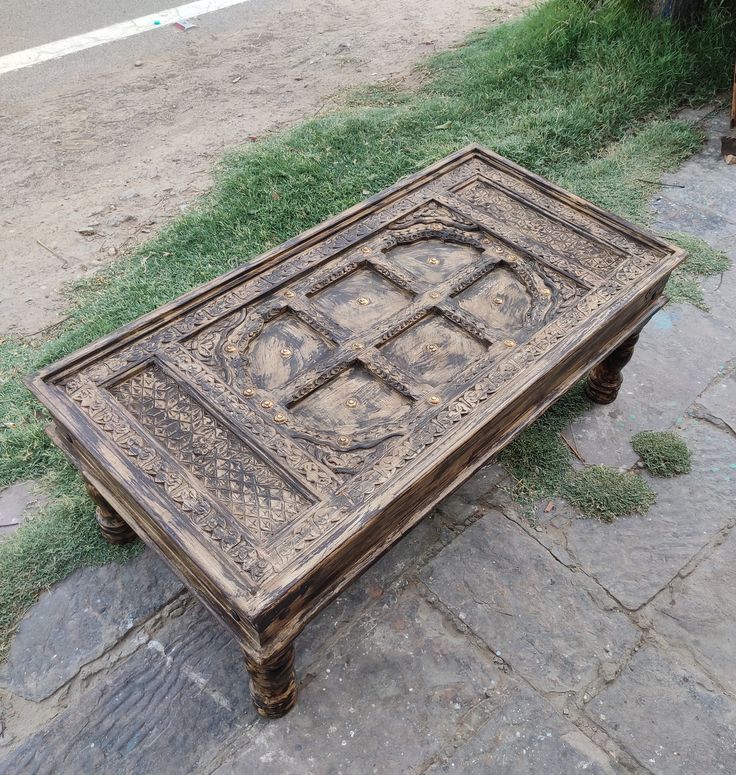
<box><xmin>631</xmin><ymin>430</ymin><xmax>692</xmax><ymax>476</ymax></box>
<box><xmin>1</xmin><ymin>0</ymin><xmax>734</xmax><ymax>657</ymax></box>
<box><xmin>562</xmin><ymin>466</ymin><xmax>656</xmax><ymax>522</ymax></box>
<box><xmin>664</xmin><ymin>232</ymin><xmax>732</xmax><ymax>309</ymax></box>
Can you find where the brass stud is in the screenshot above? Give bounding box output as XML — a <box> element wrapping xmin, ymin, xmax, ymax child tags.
<box><xmin>280</xmin><ymin>347</ymin><xmax>293</xmax><ymax>358</ymax></box>
<box><xmin>243</xmin><ymin>387</ymin><xmax>255</xmax><ymax>397</ymax></box>
<box><xmin>428</xmin><ymin>395</ymin><xmax>441</xmax><ymax>405</ymax></box>
<box><xmin>493</xmin><ymin>296</ymin><xmax>503</xmax><ymax>305</ymax></box>
<box><xmin>224</xmin><ymin>344</ymin><xmax>238</xmax><ymax>353</ymax></box>
<box><xmin>427</xmin><ymin>257</ymin><xmax>440</xmax><ymax>265</ymax></box>
<box><xmin>338</xmin><ymin>435</ymin><xmax>350</xmax><ymax>446</ymax></box>
<box><xmin>357</xmin><ymin>297</ymin><xmax>371</xmax><ymax>306</ymax></box>
<box><xmin>345</xmin><ymin>398</ymin><xmax>358</xmax><ymax>408</ymax></box>
<box><xmin>274</xmin><ymin>413</ymin><xmax>287</xmax><ymax>423</ymax></box>
<box><xmin>351</xmin><ymin>342</ymin><xmax>364</xmax><ymax>351</ymax></box>
<box><xmin>426</xmin><ymin>343</ymin><xmax>438</xmax><ymax>353</ymax></box>
<box><xmin>261</xmin><ymin>399</ymin><xmax>273</xmax><ymax>409</ymax></box>
<box><xmin>541</xmin><ymin>288</ymin><xmax>552</xmax><ymax>296</ymax></box>
<box><xmin>429</xmin><ymin>291</ymin><xmax>440</xmax><ymax>299</ymax></box>
<box><xmin>360</xmin><ymin>246</ymin><xmax>373</xmax><ymax>254</ymax></box>
<box><xmin>504</xmin><ymin>339</ymin><xmax>516</xmax><ymax>348</ymax></box>
<box><xmin>284</xmin><ymin>289</ymin><xmax>295</xmax><ymax>298</ymax></box>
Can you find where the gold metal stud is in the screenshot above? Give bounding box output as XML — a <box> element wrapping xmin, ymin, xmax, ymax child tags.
<box><xmin>345</xmin><ymin>398</ymin><xmax>358</xmax><ymax>408</ymax></box>
<box><xmin>541</xmin><ymin>288</ymin><xmax>552</xmax><ymax>296</ymax></box>
<box><xmin>503</xmin><ymin>339</ymin><xmax>516</xmax><ymax>348</ymax></box>
<box><xmin>274</xmin><ymin>413</ymin><xmax>287</xmax><ymax>423</ymax></box>
<box><xmin>338</xmin><ymin>435</ymin><xmax>350</xmax><ymax>446</ymax></box>
<box><xmin>261</xmin><ymin>399</ymin><xmax>273</xmax><ymax>409</ymax></box>
<box><xmin>360</xmin><ymin>246</ymin><xmax>373</xmax><ymax>254</ymax></box>
<box><xmin>426</xmin><ymin>343</ymin><xmax>438</xmax><ymax>353</ymax></box>
<box><xmin>427</xmin><ymin>257</ymin><xmax>440</xmax><ymax>265</ymax></box>
<box><xmin>351</xmin><ymin>342</ymin><xmax>364</xmax><ymax>350</ymax></box>
<box><xmin>493</xmin><ymin>297</ymin><xmax>503</xmax><ymax>305</ymax></box>
<box><xmin>284</xmin><ymin>289</ymin><xmax>295</xmax><ymax>298</ymax></box>
<box><xmin>357</xmin><ymin>297</ymin><xmax>370</xmax><ymax>306</ymax></box>
<box><xmin>224</xmin><ymin>344</ymin><xmax>238</xmax><ymax>353</ymax></box>
<box><xmin>280</xmin><ymin>347</ymin><xmax>293</xmax><ymax>358</ymax></box>
<box><xmin>243</xmin><ymin>387</ymin><xmax>255</xmax><ymax>397</ymax></box>
<box><xmin>428</xmin><ymin>395</ymin><xmax>441</xmax><ymax>405</ymax></box>
<box><xmin>429</xmin><ymin>291</ymin><xmax>440</xmax><ymax>300</ymax></box>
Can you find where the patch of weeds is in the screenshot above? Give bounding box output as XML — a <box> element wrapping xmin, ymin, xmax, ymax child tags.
<box><xmin>1</xmin><ymin>0</ymin><xmax>735</xmax><ymax>657</ymax></box>
<box><xmin>500</xmin><ymin>381</ymin><xmax>592</xmax><ymax>504</ymax></box>
<box><xmin>631</xmin><ymin>430</ymin><xmax>692</xmax><ymax>476</ymax></box>
<box><xmin>561</xmin><ymin>466</ymin><xmax>656</xmax><ymax>522</ymax></box>
<box><xmin>663</xmin><ymin>232</ymin><xmax>731</xmax><ymax>309</ymax></box>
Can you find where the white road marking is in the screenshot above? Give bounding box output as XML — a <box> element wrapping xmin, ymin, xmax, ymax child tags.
<box><xmin>0</xmin><ymin>0</ymin><xmax>254</xmax><ymax>76</ymax></box>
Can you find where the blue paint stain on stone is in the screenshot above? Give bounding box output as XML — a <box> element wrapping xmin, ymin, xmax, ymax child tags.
<box><xmin>652</xmin><ymin>311</ymin><xmax>674</xmax><ymax>331</ymax></box>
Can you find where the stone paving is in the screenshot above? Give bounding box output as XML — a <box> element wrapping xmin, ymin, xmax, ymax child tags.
<box><xmin>0</xmin><ymin>111</ymin><xmax>734</xmax><ymax>774</ymax></box>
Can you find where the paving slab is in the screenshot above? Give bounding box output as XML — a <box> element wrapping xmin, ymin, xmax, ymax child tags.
<box><xmin>425</xmin><ymin>686</ymin><xmax>619</xmax><ymax>775</ymax></box>
<box><xmin>695</xmin><ymin>362</ymin><xmax>736</xmax><ymax>434</ymax></box>
<box><xmin>0</xmin><ymin>549</ymin><xmax>183</xmax><ymax>702</ymax></box>
<box><xmin>644</xmin><ymin>527</ymin><xmax>736</xmax><ymax>694</ymax></box>
<box><xmin>0</xmin><ymin>480</ymin><xmax>47</xmax><ymax>539</ymax></box>
<box><xmin>589</xmin><ymin>645</ymin><xmax>736</xmax><ymax>775</ymax></box>
<box><xmin>0</xmin><ymin>601</ymin><xmax>257</xmax><ymax>775</ymax></box>
<box><xmin>533</xmin><ymin>419</ymin><xmax>736</xmax><ymax>610</ymax></box>
<box><xmin>420</xmin><ymin>510</ymin><xmax>638</xmax><ymax>695</ymax></box>
<box><xmin>212</xmin><ymin>591</ymin><xmax>509</xmax><ymax>775</ymax></box>
<box><xmin>566</xmin><ymin>302</ymin><xmax>736</xmax><ymax>469</ymax></box>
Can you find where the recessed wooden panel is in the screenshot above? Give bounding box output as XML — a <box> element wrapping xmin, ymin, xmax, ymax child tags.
<box><xmin>248</xmin><ymin>313</ymin><xmax>334</xmax><ymax>393</ymax></box>
<box><xmin>455</xmin><ymin>264</ymin><xmax>551</xmax><ymax>339</ymax></box>
<box><xmin>383</xmin><ymin>238</ymin><xmax>481</xmax><ymax>286</ymax></box>
<box><xmin>289</xmin><ymin>364</ymin><xmax>411</xmax><ymax>434</ymax></box>
<box><xmin>310</xmin><ymin>267</ymin><xmax>412</xmax><ymax>332</ymax></box>
<box><xmin>379</xmin><ymin>313</ymin><xmax>486</xmax><ymax>387</ymax></box>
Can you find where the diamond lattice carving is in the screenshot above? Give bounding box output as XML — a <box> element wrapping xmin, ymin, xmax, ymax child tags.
<box><xmin>111</xmin><ymin>366</ymin><xmax>309</xmax><ymax>543</ymax></box>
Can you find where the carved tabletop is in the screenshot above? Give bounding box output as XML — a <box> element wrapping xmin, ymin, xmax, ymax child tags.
<box><xmin>28</xmin><ymin>146</ymin><xmax>685</xmax><ymax>717</ymax></box>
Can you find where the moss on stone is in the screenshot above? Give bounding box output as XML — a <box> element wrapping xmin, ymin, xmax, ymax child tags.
<box><xmin>562</xmin><ymin>466</ymin><xmax>656</xmax><ymax>522</ymax></box>
<box><xmin>631</xmin><ymin>430</ymin><xmax>692</xmax><ymax>477</ymax></box>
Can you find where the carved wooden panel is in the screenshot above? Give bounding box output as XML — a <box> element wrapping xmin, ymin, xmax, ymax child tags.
<box><xmin>29</xmin><ymin>145</ymin><xmax>686</xmax><ymax>663</ymax></box>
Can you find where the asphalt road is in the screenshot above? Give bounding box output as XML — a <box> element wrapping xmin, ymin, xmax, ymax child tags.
<box><xmin>1</xmin><ymin>0</ymin><xmax>276</xmax><ymax>100</ymax></box>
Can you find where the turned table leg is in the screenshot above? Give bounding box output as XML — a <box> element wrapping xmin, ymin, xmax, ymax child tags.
<box><xmin>585</xmin><ymin>331</ymin><xmax>640</xmax><ymax>405</ymax></box>
<box><xmin>84</xmin><ymin>481</ymin><xmax>136</xmax><ymax>545</ymax></box>
<box><xmin>244</xmin><ymin>644</ymin><xmax>297</xmax><ymax>718</ymax></box>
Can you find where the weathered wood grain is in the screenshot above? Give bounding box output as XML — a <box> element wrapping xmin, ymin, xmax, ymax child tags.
<box><xmin>27</xmin><ymin>146</ymin><xmax>686</xmax><ymax>716</ymax></box>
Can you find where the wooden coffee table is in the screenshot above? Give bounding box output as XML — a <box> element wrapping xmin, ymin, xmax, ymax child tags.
<box><xmin>27</xmin><ymin>146</ymin><xmax>685</xmax><ymax>717</ymax></box>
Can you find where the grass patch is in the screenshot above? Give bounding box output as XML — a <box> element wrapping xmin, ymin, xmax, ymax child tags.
<box><xmin>1</xmin><ymin>0</ymin><xmax>734</xmax><ymax>656</ymax></box>
<box><xmin>561</xmin><ymin>466</ymin><xmax>656</xmax><ymax>522</ymax></box>
<box><xmin>631</xmin><ymin>430</ymin><xmax>692</xmax><ymax>476</ymax></box>
<box><xmin>664</xmin><ymin>232</ymin><xmax>731</xmax><ymax>309</ymax></box>
<box><xmin>500</xmin><ymin>381</ymin><xmax>592</xmax><ymax>504</ymax></box>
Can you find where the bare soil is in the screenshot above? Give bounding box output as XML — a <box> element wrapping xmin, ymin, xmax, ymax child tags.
<box><xmin>0</xmin><ymin>0</ymin><xmax>529</xmax><ymax>337</ymax></box>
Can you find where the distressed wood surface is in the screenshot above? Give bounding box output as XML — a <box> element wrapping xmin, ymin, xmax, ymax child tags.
<box><xmin>27</xmin><ymin>146</ymin><xmax>686</xmax><ymax>716</ymax></box>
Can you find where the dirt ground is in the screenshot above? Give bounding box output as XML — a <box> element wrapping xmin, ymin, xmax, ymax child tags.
<box><xmin>0</xmin><ymin>0</ymin><xmax>530</xmax><ymax>337</ymax></box>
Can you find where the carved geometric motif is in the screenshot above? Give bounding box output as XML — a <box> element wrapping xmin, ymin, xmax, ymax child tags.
<box><xmin>111</xmin><ymin>365</ymin><xmax>310</xmax><ymax>544</ymax></box>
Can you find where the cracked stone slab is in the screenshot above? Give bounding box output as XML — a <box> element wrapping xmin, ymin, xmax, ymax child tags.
<box><xmin>0</xmin><ymin>549</ymin><xmax>183</xmax><ymax>702</ymax></box>
<box><xmin>588</xmin><ymin>646</ymin><xmax>736</xmax><ymax>774</ymax></box>
<box><xmin>0</xmin><ymin>601</ymin><xmax>257</xmax><ymax>775</ymax></box>
<box><xmin>695</xmin><ymin>363</ymin><xmax>736</xmax><ymax>434</ymax></box>
<box><xmin>644</xmin><ymin>527</ymin><xmax>736</xmax><ymax>694</ymax></box>
<box><xmin>420</xmin><ymin>510</ymin><xmax>638</xmax><ymax>694</ymax></box>
<box><xmin>212</xmin><ymin>590</ymin><xmax>509</xmax><ymax>775</ymax></box>
<box><xmin>566</xmin><ymin>302</ymin><xmax>736</xmax><ymax>469</ymax></box>
<box><xmin>533</xmin><ymin>419</ymin><xmax>736</xmax><ymax>610</ymax></box>
<box><xmin>426</xmin><ymin>686</ymin><xmax>618</xmax><ymax>775</ymax></box>
<box><xmin>0</xmin><ymin>480</ymin><xmax>47</xmax><ymax>539</ymax></box>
